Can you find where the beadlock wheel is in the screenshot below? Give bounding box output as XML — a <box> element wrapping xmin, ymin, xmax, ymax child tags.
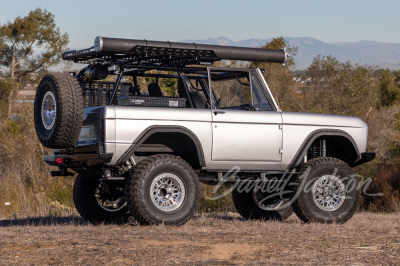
<box><xmin>252</xmin><ymin>189</ymin><xmax>285</xmax><ymax>211</ymax></box>
<box><xmin>312</xmin><ymin>175</ymin><xmax>346</xmax><ymax>212</ymax></box>
<box><xmin>150</xmin><ymin>173</ymin><xmax>186</xmax><ymax>212</ymax></box>
<box><xmin>95</xmin><ymin>181</ymin><xmax>127</xmax><ymax>212</ymax></box>
<box><xmin>232</xmin><ymin>186</ymin><xmax>293</xmax><ymax>221</ymax></box>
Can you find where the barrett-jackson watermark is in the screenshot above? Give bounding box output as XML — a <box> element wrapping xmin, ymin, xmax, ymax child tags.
<box><xmin>205</xmin><ymin>166</ymin><xmax>384</xmax><ymax>210</ymax></box>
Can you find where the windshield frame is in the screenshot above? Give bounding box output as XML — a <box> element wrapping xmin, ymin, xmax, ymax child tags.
<box><xmin>206</xmin><ymin>67</ymin><xmax>278</xmax><ymax>111</ymax></box>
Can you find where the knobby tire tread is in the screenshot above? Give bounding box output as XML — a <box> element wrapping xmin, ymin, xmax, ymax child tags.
<box><xmin>125</xmin><ymin>154</ymin><xmax>200</xmax><ymax>226</ymax></box>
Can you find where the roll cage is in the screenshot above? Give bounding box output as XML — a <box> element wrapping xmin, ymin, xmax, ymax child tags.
<box><xmin>75</xmin><ymin>65</ymin><xmax>278</xmax><ymax>112</ymax></box>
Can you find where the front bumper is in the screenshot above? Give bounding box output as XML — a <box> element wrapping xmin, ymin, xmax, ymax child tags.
<box><xmin>351</xmin><ymin>152</ymin><xmax>376</xmax><ymax>167</ymax></box>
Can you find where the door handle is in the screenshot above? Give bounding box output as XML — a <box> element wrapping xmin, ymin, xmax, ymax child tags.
<box><xmin>213</xmin><ymin>111</ymin><xmax>226</xmax><ymax>115</ymax></box>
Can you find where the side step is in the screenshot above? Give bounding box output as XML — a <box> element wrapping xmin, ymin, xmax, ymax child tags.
<box><xmin>198</xmin><ymin>171</ymin><xmax>295</xmax><ymax>185</ymax></box>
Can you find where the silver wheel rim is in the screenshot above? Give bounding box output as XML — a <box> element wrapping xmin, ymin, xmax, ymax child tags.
<box><xmin>150</xmin><ymin>173</ymin><xmax>185</xmax><ymax>212</ymax></box>
<box><xmin>312</xmin><ymin>175</ymin><xmax>346</xmax><ymax>212</ymax></box>
<box><xmin>95</xmin><ymin>182</ymin><xmax>127</xmax><ymax>212</ymax></box>
<box><xmin>252</xmin><ymin>189</ymin><xmax>283</xmax><ymax>211</ymax></box>
<box><xmin>41</xmin><ymin>91</ymin><xmax>56</xmax><ymax>130</ymax></box>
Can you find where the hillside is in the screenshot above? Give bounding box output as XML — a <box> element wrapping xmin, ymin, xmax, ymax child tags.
<box><xmin>181</xmin><ymin>37</ymin><xmax>400</xmax><ymax>70</ymax></box>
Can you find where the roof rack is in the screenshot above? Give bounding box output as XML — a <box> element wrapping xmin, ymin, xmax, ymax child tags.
<box><xmin>62</xmin><ymin>36</ymin><xmax>288</xmax><ymax>67</ymax></box>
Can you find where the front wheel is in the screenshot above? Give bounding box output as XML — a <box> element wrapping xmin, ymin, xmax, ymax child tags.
<box><xmin>125</xmin><ymin>154</ymin><xmax>200</xmax><ymax>225</ymax></box>
<box><xmin>292</xmin><ymin>157</ymin><xmax>360</xmax><ymax>223</ymax></box>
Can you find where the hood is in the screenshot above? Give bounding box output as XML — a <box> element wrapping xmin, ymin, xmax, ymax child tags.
<box><xmin>281</xmin><ymin>112</ymin><xmax>367</xmax><ymax>128</ymax></box>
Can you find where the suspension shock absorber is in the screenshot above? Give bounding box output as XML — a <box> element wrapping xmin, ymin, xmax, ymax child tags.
<box><xmin>307</xmin><ymin>141</ymin><xmax>320</xmax><ymax>160</ymax></box>
<box><xmin>320</xmin><ymin>138</ymin><xmax>327</xmax><ymax>157</ymax></box>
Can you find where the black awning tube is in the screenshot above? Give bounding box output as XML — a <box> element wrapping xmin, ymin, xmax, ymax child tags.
<box><xmin>93</xmin><ymin>36</ymin><xmax>288</xmax><ymax>64</ymax></box>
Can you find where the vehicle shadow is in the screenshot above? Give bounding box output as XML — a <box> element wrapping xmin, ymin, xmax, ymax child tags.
<box><xmin>0</xmin><ymin>213</ymin><xmax>298</xmax><ymax>227</ymax></box>
<box><xmin>193</xmin><ymin>213</ymin><xmax>299</xmax><ymax>224</ymax></box>
<box><xmin>0</xmin><ymin>215</ymin><xmax>239</xmax><ymax>227</ymax></box>
<box><xmin>0</xmin><ymin>215</ymin><xmax>87</xmax><ymax>227</ymax></box>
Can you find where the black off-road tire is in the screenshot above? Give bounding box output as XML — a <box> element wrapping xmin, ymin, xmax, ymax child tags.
<box><xmin>34</xmin><ymin>73</ymin><xmax>83</xmax><ymax>149</ymax></box>
<box><xmin>125</xmin><ymin>154</ymin><xmax>200</xmax><ymax>226</ymax></box>
<box><xmin>73</xmin><ymin>172</ymin><xmax>129</xmax><ymax>225</ymax></box>
<box><xmin>232</xmin><ymin>188</ymin><xmax>293</xmax><ymax>221</ymax></box>
<box><xmin>292</xmin><ymin>157</ymin><xmax>360</xmax><ymax>224</ymax></box>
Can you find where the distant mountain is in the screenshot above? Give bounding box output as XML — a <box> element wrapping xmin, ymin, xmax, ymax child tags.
<box><xmin>181</xmin><ymin>37</ymin><xmax>400</xmax><ymax>70</ymax></box>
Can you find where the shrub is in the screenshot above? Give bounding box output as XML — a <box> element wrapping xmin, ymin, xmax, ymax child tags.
<box><xmin>360</xmin><ymin>165</ymin><xmax>400</xmax><ymax>212</ymax></box>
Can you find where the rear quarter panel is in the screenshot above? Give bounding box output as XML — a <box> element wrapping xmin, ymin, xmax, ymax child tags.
<box><xmin>103</xmin><ymin>106</ymin><xmax>212</xmax><ymax>165</ymax></box>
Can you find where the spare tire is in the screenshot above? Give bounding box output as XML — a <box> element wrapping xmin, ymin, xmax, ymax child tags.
<box><xmin>34</xmin><ymin>73</ymin><xmax>84</xmax><ymax>149</ymax></box>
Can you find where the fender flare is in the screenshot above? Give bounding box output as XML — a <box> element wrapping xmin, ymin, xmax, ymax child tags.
<box><xmin>116</xmin><ymin>125</ymin><xmax>206</xmax><ymax>167</ymax></box>
<box><xmin>288</xmin><ymin>129</ymin><xmax>361</xmax><ymax>169</ymax></box>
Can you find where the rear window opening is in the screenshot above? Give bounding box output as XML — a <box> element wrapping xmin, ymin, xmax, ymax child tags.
<box><xmin>82</xmin><ymin>71</ymin><xmax>211</xmax><ymax>109</ymax></box>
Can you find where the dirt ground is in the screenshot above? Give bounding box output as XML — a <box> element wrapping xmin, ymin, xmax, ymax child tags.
<box><xmin>0</xmin><ymin>212</ymin><xmax>399</xmax><ymax>265</ymax></box>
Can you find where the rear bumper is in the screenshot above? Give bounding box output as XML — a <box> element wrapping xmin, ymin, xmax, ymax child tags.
<box><xmin>44</xmin><ymin>152</ymin><xmax>113</xmax><ymax>167</ymax></box>
<box><xmin>351</xmin><ymin>152</ymin><xmax>376</xmax><ymax>167</ymax></box>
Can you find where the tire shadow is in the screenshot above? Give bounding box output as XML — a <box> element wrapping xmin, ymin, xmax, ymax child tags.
<box><xmin>0</xmin><ymin>215</ymin><xmax>87</xmax><ymax>227</ymax></box>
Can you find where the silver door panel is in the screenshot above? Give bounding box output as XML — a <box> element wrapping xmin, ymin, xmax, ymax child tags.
<box><xmin>212</xmin><ymin>122</ymin><xmax>282</xmax><ymax>161</ymax></box>
<box><xmin>212</xmin><ymin>110</ymin><xmax>282</xmax><ymax>162</ymax></box>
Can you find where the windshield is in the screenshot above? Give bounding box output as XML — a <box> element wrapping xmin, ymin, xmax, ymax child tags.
<box><xmin>208</xmin><ymin>69</ymin><xmax>273</xmax><ymax>111</ymax></box>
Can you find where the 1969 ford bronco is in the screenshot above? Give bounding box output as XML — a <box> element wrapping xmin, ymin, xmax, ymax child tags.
<box><xmin>34</xmin><ymin>36</ymin><xmax>375</xmax><ymax>225</ymax></box>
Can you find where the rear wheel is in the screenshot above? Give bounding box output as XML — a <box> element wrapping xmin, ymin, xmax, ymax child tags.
<box><xmin>232</xmin><ymin>186</ymin><xmax>293</xmax><ymax>221</ymax></box>
<box><xmin>34</xmin><ymin>73</ymin><xmax>83</xmax><ymax>148</ymax></box>
<box><xmin>125</xmin><ymin>154</ymin><xmax>200</xmax><ymax>225</ymax></box>
<box><xmin>73</xmin><ymin>172</ymin><xmax>129</xmax><ymax>225</ymax></box>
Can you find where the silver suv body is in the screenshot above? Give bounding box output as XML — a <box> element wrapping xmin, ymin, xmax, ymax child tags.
<box><xmin>67</xmin><ymin>67</ymin><xmax>370</xmax><ymax>173</ymax></box>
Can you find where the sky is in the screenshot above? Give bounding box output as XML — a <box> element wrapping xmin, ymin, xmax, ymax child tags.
<box><xmin>0</xmin><ymin>0</ymin><xmax>399</xmax><ymax>49</ymax></box>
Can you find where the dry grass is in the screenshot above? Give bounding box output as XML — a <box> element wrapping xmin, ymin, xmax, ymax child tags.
<box><xmin>0</xmin><ymin>212</ymin><xmax>399</xmax><ymax>265</ymax></box>
<box><xmin>0</xmin><ymin>102</ymin><xmax>76</xmax><ymax>218</ymax></box>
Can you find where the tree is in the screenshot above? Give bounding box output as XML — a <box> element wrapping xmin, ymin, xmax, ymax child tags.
<box><xmin>379</xmin><ymin>69</ymin><xmax>400</xmax><ymax>107</ymax></box>
<box><xmin>306</xmin><ymin>55</ymin><xmax>380</xmax><ymax>118</ymax></box>
<box><xmin>0</xmin><ymin>8</ymin><xmax>69</xmax><ymax>79</ymax></box>
<box><xmin>0</xmin><ymin>8</ymin><xmax>69</xmax><ymax>122</ymax></box>
<box><xmin>251</xmin><ymin>37</ymin><xmax>299</xmax><ymax>111</ymax></box>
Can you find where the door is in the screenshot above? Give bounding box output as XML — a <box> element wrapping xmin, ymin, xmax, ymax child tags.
<box><xmin>208</xmin><ymin>68</ymin><xmax>283</xmax><ymax>162</ymax></box>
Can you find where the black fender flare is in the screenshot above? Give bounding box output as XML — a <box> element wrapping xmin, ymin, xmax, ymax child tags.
<box><xmin>288</xmin><ymin>129</ymin><xmax>361</xmax><ymax>169</ymax></box>
<box><xmin>116</xmin><ymin>125</ymin><xmax>206</xmax><ymax>167</ymax></box>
